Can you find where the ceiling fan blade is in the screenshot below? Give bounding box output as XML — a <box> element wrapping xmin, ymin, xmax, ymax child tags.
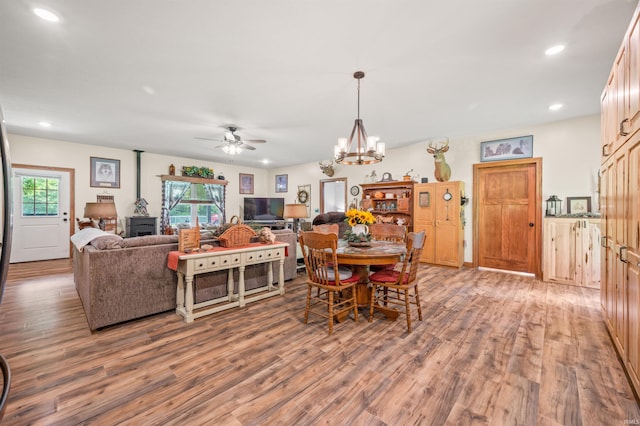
<box><xmin>245</xmin><ymin>139</ymin><xmax>266</xmax><ymax>144</ymax></box>
<box><xmin>241</xmin><ymin>144</ymin><xmax>257</xmax><ymax>150</ymax></box>
<box><xmin>195</xmin><ymin>136</ymin><xmax>222</xmax><ymax>142</ymax></box>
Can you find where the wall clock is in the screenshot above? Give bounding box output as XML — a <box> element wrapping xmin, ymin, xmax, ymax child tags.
<box><xmin>443</xmin><ymin>189</ymin><xmax>453</xmax><ymax>201</ymax></box>
<box><xmin>350</xmin><ymin>185</ymin><xmax>360</xmax><ymax>196</ymax></box>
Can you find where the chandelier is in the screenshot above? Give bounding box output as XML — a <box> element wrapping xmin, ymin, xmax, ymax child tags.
<box><xmin>334</xmin><ymin>71</ymin><xmax>385</xmax><ymax>165</ymax></box>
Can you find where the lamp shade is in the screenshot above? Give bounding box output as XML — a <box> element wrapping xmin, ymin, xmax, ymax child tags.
<box><xmin>283</xmin><ymin>203</ymin><xmax>308</xmax><ymax>219</ymax></box>
<box><xmin>84</xmin><ymin>202</ymin><xmax>117</xmax><ymax>219</ymax></box>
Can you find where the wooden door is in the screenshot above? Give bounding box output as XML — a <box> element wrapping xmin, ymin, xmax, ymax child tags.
<box><xmin>473</xmin><ymin>158</ymin><xmax>541</xmax><ymax>276</ymax></box>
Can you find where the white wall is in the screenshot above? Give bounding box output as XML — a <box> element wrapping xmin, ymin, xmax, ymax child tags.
<box><xmin>9</xmin><ymin>113</ymin><xmax>600</xmax><ymax>261</ymax></box>
<box><xmin>8</xmin><ymin>134</ymin><xmax>268</xmax><ymax>232</ymax></box>
<box><xmin>267</xmin><ymin>114</ymin><xmax>602</xmax><ymax>262</ymax></box>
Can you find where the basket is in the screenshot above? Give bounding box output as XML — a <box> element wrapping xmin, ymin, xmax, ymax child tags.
<box><xmin>218</xmin><ymin>224</ymin><xmax>257</xmax><ymax>248</ymax></box>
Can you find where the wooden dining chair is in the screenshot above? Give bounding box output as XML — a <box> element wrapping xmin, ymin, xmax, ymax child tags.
<box><xmin>368</xmin><ymin>230</ymin><xmax>426</xmax><ymax>333</ymax></box>
<box><xmin>312</xmin><ymin>223</ymin><xmax>340</xmax><ymax>236</ymax></box>
<box><xmin>369</xmin><ymin>223</ymin><xmax>407</xmax><ymax>242</ymax></box>
<box><xmin>298</xmin><ymin>231</ymin><xmax>359</xmax><ymax>335</ymax></box>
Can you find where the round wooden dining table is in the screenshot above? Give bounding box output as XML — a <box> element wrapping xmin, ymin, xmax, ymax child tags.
<box><xmin>335</xmin><ymin>239</ymin><xmax>406</xmax><ymax>319</ymax></box>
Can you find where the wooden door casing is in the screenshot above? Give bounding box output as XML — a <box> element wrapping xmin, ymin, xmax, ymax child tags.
<box><xmin>473</xmin><ymin>158</ymin><xmax>541</xmax><ymax>277</ymax></box>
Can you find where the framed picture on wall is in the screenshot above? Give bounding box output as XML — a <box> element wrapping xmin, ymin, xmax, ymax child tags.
<box><xmin>275</xmin><ymin>174</ymin><xmax>288</xmax><ymax>193</ymax></box>
<box><xmin>90</xmin><ymin>157</ymin><xmax>120</xmax><ymax>188</ymax></box>
<box><xmin>480</xmin><ymin>135</ymin><xmax>533</xmax><ymax>162</ymax></box>
<box><xmin>239</xmin><ymin>173</ymin><xmax>254</xmax><ymax>194</ymax></box>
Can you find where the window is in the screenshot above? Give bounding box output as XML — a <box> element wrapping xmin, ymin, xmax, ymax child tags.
<box><xmin>21</xmin><ymin>176</ymin><xmax>60</xmax><ymax>216</ymax></box>
<box><xmin>169</xmin><ymin>184</ymin><xmax>224</xmax><ymax>226</ymax></box>
<box><xmin>161</xmin><ymin>177</ymin><xmax>227</xmax><ymax>233</ymax></box>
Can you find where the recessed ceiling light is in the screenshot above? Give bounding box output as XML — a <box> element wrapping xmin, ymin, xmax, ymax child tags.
<box><xmin>33</xmin><ymin>7</ymin><xmax>60</xmax><ymax>22</ymax></box>
<box><xmin>142</xmin><ymin>86</ymin><xmax>155</xmax><ymax>95</ymax></box>
<box><xmin>545</xmin><ymin>45</ymin><xmax>565</xmax><ymax>56</ymax></box>
<box><xmin>549</xmin><ymin>103</ymin><xmax>563</xmax><ymax>111</ymax></box>
<box><xmin>262</xmin><ymin>159</ymin><xmax>270</xmax><ymax>165</ymax></box>
<box><xmin>39</xmin><ymin>121</ymin><xmax>52</xmax><ymax>127</ymax></box>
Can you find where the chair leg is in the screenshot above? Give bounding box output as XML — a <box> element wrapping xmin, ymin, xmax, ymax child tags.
<box><xmin>404</xmin><ymin>289</ymin><xmax>412</xmax><ymax>333</ymax></box>
<box><xmin>304</xmin><ymin>285</ymin><xmax>312</xmax><ymax>324</ymax></box>
<box><xmin>414</xmin><ymin>286</ymin><xmax>423</xmax><ymax>321</ymax></box>
<box><xmin>328</xmin><ymin>290</ymin><xmax>334</xmax><ymax>335</ymax></box>
<box><xmin>368</xmin><ymin>284</ymin><xmax>376</xmax><ymax>322</ymax></box>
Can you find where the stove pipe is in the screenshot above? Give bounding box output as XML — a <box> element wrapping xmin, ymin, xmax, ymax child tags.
<box><xmin>133</xmin><ymin>150</ymin><xmax>144</xmax><ymax>199</ymax></box>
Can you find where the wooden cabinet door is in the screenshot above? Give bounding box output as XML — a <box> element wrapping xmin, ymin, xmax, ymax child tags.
<box><xmin>626</xmin><ymin>135</ymin><xmax>640</xmax><ymax>385</ymax></box>
<box><xmin>601</xmin><ymin>159</ymin><xmax>617</xmax><ymax>332</ymax></box>
<box><xmin>543</xmin><ymin>219</ymin><xmax>578</xmax><ymax>284</ymax></box>
<box><xmin>602</xmin><ymin>73</ymin><xmax>617</xmax><ymax>159</ymax></box>
<box><xmin>583</xmin><ymin>220</ymin><xmax>602</xmax><ymax>289</ymax></box>
<box><xmin>614</xmin><ymin>149</ymin><xmax>628</xmax><ymax>356</ymax></box>
<box><xmin>414</xmin><ymin>183</ymin><xmax>436</xmax><ymax>263</ymax></box>
<box><xmin>627</xmin><ymin>12</ymin><xmax>640</xmax><ymax>139</ymax></box>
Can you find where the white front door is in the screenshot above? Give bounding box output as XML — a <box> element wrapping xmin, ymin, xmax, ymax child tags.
<box><xmin>10</xmin><ymin>168</ymin><xmax>71</xmax><ymax>263</ymax></box>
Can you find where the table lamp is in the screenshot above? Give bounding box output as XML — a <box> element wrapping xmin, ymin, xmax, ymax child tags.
<box><xmin>283</xmin><ymin>203</ymin><xmax>308</xmax><ymax>234</ymax></box>
<box><xmin>84</xmin><ymin>202</ymin><xmax>117</xmax><ymax>231</ymax></box>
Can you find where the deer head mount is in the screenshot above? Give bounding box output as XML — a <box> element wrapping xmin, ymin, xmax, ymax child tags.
<box><xmin>319</xmin><ymin>160</ymin><xmax>335</xmax><ymax>177</ymax></box>
<box><xmin>426</xmin><ymin>138</ymin><xmax>451</xmax><ymax>182</ymax></box>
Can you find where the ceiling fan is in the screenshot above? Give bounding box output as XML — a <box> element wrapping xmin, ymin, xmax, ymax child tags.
<box><xmin>195</xmin><ymin>126</ymin><xmax>266</xmax><ymax>155</ymax></box>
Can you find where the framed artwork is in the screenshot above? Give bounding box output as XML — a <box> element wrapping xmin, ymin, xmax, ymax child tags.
<box><xmin>419</xmin><ymin>191</ymin><xmax>430</xmax><ymax>207</ymax></box>
<box><xmin>567</xmin><ymin>196</ymin><xmax>591</xmax><ymax>214</ymax></box>
<box><xmin>90</xmin><ymin>157</ymin><xmax>120</xmax><ymax>188</ymax></box>
<box><xmin>480</xmin><ymin>135</ymin><xmax>533</xmax><ymax>162</ymax></box>
<box><xmin>275</xmin><ymin>174</ymin><xmax>288</xmax><ymax>193</ymax></box>
<box><xmin>239</xmin><ymin>173</ymin><xmax>254</xmax><ymax>194</ymax></box>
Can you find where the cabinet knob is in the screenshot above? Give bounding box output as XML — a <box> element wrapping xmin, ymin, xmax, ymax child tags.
<box><xmin>529</xmin><ymin>222</ymin><xmax>534</xmax><ymax>227</ymax></box>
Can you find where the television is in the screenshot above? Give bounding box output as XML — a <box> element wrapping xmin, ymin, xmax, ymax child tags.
<box><xmin>243</xmin><ymin>197</ymin><xmax>285</xmax><ymax>222</ymax></box>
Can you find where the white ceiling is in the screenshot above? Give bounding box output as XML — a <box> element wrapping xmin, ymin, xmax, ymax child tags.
<box><xmin>1</xmin><ymin>0</ymin><xmax>637</xmax><ymax>168</ymax></box>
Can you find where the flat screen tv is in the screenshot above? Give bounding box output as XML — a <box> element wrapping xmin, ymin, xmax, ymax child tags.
<box><xmin>243</xmin><ymin>197</ymin><xmax>284</xmax><ymax>222</ymax></box>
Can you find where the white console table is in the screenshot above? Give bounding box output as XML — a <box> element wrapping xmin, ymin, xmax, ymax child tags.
<box><xmin>171</xmin><ymin>242</ymin><xmax>288</xmax><ymax>323</ymax></box>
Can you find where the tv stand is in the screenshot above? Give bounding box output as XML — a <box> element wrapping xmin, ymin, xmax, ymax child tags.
<box><xmin>245</xmin><ymin>220</ymin><xmax>286</xmax><ymax>230</ymax></box>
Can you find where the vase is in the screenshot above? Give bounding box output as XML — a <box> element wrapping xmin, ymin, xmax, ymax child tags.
<box><xmin>351</xmin><ymin>224</ymin><xmax>369</xmax><ymax>236</ymax></box>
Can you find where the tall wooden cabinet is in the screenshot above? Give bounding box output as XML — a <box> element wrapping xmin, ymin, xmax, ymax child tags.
<box><xmin>413</xmin><ymin>181</ymin><xmax>465</xmax><ymax>268</ymax></box>
<box><xmin>542</xmin><ymin>218</ymin><xmax>601</xmax><ymax>289</ymax></box>
<box><xmin>600</xmin><ymin>2</ymin><xmax>640</xmax><ymax>398</ymax></box>
<box><xmin>360</xmin><ymin>181</ymin><xmax>415</xmax><ymax>231</ymax></box>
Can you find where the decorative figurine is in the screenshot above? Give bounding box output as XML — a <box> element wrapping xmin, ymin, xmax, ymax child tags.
<box><xmin>169</xmin><ymin>164</ymin><xmax>176</xmax><ymax>175</ymax></box>
<box><xmin>134</xmin><ymin>198</ymin><xmax>149</xmax><ymax>216</ymax></box>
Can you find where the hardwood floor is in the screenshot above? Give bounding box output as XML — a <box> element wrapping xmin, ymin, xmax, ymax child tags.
<box><xmin>0</xmin><ymin>260</ymin><xmax>639</xmax><ymax>425</ymax></box>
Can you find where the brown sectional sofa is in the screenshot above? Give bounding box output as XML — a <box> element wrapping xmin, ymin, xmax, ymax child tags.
<box><xmin>73</xmin><ymin>229</ymin><xmax>297</xmax><ymax>330</ymax></box>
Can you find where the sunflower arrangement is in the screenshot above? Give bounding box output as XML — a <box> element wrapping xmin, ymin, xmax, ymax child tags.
<box><xmin>344</xmin><ymin>208</ymin><xmax>375</xmax><ymax>226</ymax></box>
<box><xmin>343</xmin><ymin>209</ymin><xmax>375</xmax><ymax>243</ymax></box>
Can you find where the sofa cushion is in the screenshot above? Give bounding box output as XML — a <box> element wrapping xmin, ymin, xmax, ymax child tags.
<box><xmin>120</xmin><ymin>235</ymin><xmax>179</xmax><ymax>248</ymax></box>
<box><xmin>90</xmin><ymin>235</ymin><xmax>124</xmax><ymax>250</ymax></box>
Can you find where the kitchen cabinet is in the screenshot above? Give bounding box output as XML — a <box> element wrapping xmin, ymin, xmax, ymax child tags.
<box><xmin>360</xmin><ymin>181</ymin><xmax>414</xmax><ymax>231</ymax></box>
<box><xmin>542</xmin><ymin>218</ymin><xmax>601</xmax><ymax>288</ymax></box>
<box><xmin>601</xmin><ymin>10</ymin><xmax>640</xmax><ymax>161</ymax></box>
<box><xmin>413</xmin><ymin>181</ymin><xmax>465</xmax><ymax>268</ymax></box>
<box><xmin>600</xmin><ymin>1</ymin><xmax>640</xmax><ymax>398</ymax></box>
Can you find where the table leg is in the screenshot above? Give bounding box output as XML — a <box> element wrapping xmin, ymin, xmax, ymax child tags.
<box><xmin>238</xmin><ymin>265</ymin><xmax>246</xmax><ymax>307</ymax></box>
<box><xmin>278</xmin><ymin>258</ymin><xmax>285</xmax><ymax>295</ymax></box>
<box><xmin>176</xmin><ymin>271</ymin><xmax>185</xmax><ymax>312</ymax></box>
<box><xmin>184</xmin><ymin>274</ymin><xmax>194</xmax><ymax>323</ymax></box>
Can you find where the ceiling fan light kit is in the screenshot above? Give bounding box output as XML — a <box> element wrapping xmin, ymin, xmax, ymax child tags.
<box><xmin>334</xmin><ymin>71</ymin><xmax>385</xmax><ymax>165</ymax></box>
<box><xmin>196</xmin><ymin>126</ymin><xmax>265</xmax><ymax>156</ymax></box>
